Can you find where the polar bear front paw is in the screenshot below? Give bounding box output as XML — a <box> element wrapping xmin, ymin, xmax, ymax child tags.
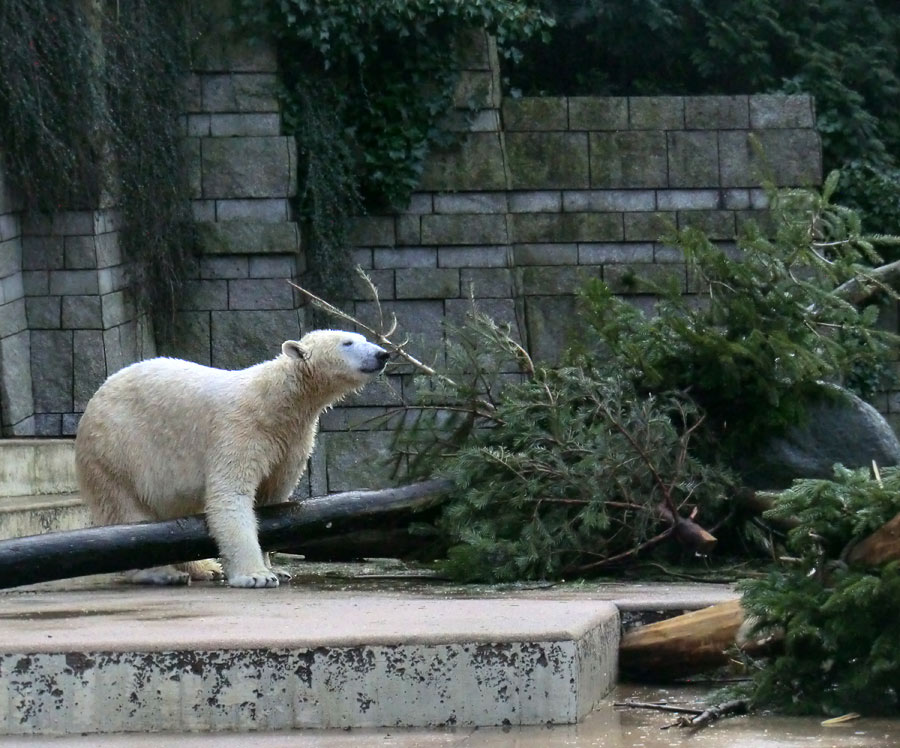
<box><xmin>227</xmin><ymin>570</ymin><xmax>280</xmax><ymax>588</ymax></box>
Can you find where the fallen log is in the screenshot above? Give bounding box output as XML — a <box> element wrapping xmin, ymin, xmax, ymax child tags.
<box><xmin>619</xmin><ymin>509</ymin><xmax>900</xmax><ymax>681</ymax></box>
<box><xmin>619</xmin><ymin>599</ymin><xmax>746</xmax><ymax>680</ymax></box>
<box><xmin>846</xmin><ymin>510</ymin><xmax>900</xmax><ymax>566</ymax></box>
<box><xmin>0</xmin><ymin>479</ymin><xmax>451</xmax><ymax>589</ymax></box>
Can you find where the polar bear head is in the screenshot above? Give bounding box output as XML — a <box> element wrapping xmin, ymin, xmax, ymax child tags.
<box><xmin>281</xmin><ymin>330</ymin><xmax>390</xmax><ymax>389</ymax></box>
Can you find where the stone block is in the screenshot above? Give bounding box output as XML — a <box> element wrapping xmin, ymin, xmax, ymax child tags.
<box><xmin>348</xmin><ymin>217</ymin><xmax>395</xmax><ymax>248</ymax></box>
<box><xmin>62</xmin><ymin>296</ymin><xmax>102</xmax><ymax>329</ymax></box>
<box><xmin>199</xmin><ymin>256</ymin><xmax>249</xmax><ymax>280</ymax></box>
<box><xmin>516</xmin><ymin>266</ymin><xmax>597</xmax><ymax>296</ymax></box>
<box><xmin>211</xmin><ymin>309</ymin><xmax>302</xmax><ymax>369</ymax></box>
<box><xmin>420</xmin><ymin>133</ymin><xmax>506</xmax><ymax>192</ymax></box>
<box><xmin>736</xmin><ymin>209</ymin><xmax>775</xmax><ymax>236</ymax></box>
<box><xmin>49</xmin><ymin>270</ymin><xmax>98</xmax><ymax>296</ymax></box>
<box><xmin>578</xmin><ymin>243</ymin><xmax>654</xmax><ymax>264</ymax></box>
<box><xmin>209</xmin><ymin>113</ymin><xmax>281</xmax><ymax>136</ymax></box>
<box><xmin>216</xmin><ymin>198</ymin><xmax>290</xmax><ymax>222</ymax></box>
<box><xmin>460</xmin><ymin>268</ymin><xmax>514</xmax><ymax>298</ymax></box>
<box><xmin>187</xmin><ymin>114</ymin><xmax>211</xmax><ymax>136</ymax></box>
<box><xmin>179</xmin><ymin>279</ymin><xmax>228</xmax><ymax>311</ymax></box>
<box><xmin>685</xmin><ymin>96</ymin><xmax>749</xmax><ymax>129</ymax></box>
<box><xmin>404</xmin><ymin>194</ymin><xmax>433</xmax><ymax>214</ymax></box>
<box><xmin>0</xmin><ymin>240</ymin><xmax>21</xmax><ymax>279</ymax></box>
<box><xmin>525</xmin><ymin>295</ymin><xmax>578</xmax><ymax>363</ymax></box>
<box><xmin>667</xmin><ymin>131</ymin><xmax>719</xmax><ymax>187</ymax></box>
<box><xmin>228</xmin><ymin>278</ymin><xmax>295</xmax><ymax>310</ymax></box>
<box><xmin>629</xmin><ymin>97</ymin><xmax>684</xmax><ymax>129</ymax></box>
<box><xmin>94</xmin><ymin>233</ymin><xmax>122</xmax><ymax>268</ymax></box>
<box><xmin>656</xmin><ymin>189</ymin><xmax>721</xmax><ymax>210</ymax></box>
<box><xmin>61</xmin><ymin>412</ymin><xmax>81</xmax><ymax>435</ymax></box>
<box><xmin>97</xmin><ymin>266</ymin><xmax>129</xmax><ymax>295</ymax></box>
<box><xmin>563</xmin><ymin>190</ymin><xmax>655</xmax><ymax>212</ymax></box>
<box><xmin>395</xmin><ymin>268</ymin><xmax>460</xmax><ymax>299</ymax></box>
<box><xmin>568</xmin><ymin>97</ymin><xmax>628</xmax><ymax>130</ymax></box>
<box><xmin>453</xmin><ymin>70</ymin><xmax>496</xmax><ymax>109</ymax></box>
<box><xmin>73</xmin><ymin>330</ymin><xmax>106</xmax><ymax>411</ymax></box>
<box><xmin>6</xmin><ymin>416</ymin><xmax>35</xmax><ymax>436</ymax></box>
<box><xmin>374</xmin><ymin>248</ymin><xmax>437</xmax><ymax>269</ymax></box>
<box><xmin>677</xmin><ymin>210</ymin><xmax>736</xmax><ymax>240</ymax></box>
<box><xmin>355</xmin><ymin>300</ymin><xmax>445</xmax><ymax>369</ymax></box>
<box><xmin>101</xmin><ymin>291</ymin><xmax>132</xmax><ymax>329</ymax></box>
<box><xmin>319</xmin><ymin>406</ymin><xmax>402</xmax><ymax>432</ymax></box>
<box><xmin>624</xmin><ymin>212</ymin><xmax>676</xmax><ymax>241</ymax></box>
<box><xmin>750</xmin><ymin>95</ymin><xmax>815</xmax><ymax>128</ymax></box>
<box><xmin>350</xmin><ymin>269</ymin><xmax>394</xmax><ymax>301</ymax></box>
<box><xmin>438</xmin><ymin>246</ymin><xmax>510</xmax><ymax>268</ymax></box>
<box><xmin>0</xmin><ymin>214</ymin><xmax>20</xmax><ymax>243</ymax></box>
<box><xmin>446</xmin><ymin>297</ymin><xmax>522</xmax><ymax>346</ymax></box>
<box><xmin>722</xmin><ymin>189</ymin><xmax>751</xmax><ymax>209</ymax></box>
<box><xmin>33</xmin><ymin>413</ymin><xmax>62</xmax><ymax>436</ymax></box>
<box><xmin>63</xmin><ymin>236</ymin><xmax>97</xmax><ymax>269</ymax></box>
<box><xmin>21</xmin><ymin>212</ymin><xmax>53</xmax><ymax>236</ymax></box>
<box><xmin>0</xmin><ymin>273</ymin><xmax>23</xmax><ymax>305</ymax></box>
<box><xmin>341</xmin><ymin>374</ymin><xmax>405</xmax><ymax>408</ymax></box>
<box><xmin>508</xmin><ymin>191</ymin><xmax>561</xmax><ymax>213</ymax></box>
<box><xmin>323</xmin><ymin>431</ymin><xmax>396</xmax><ymax>492</ymax></box>
<box><xmin>201</xmin><ymin>73</ymin><xmax>279</xmax><ymax>113</ymax></box>
<box><xmin>22</xmin><ymin>237</ymin><xmax>64</xmax><ymax>270</ymax></box>
<box><xmin>604</xmin><ymin>263</ymin><xmax>686</xmax><ymax>294</ymax></box>
<box><xmin>30</xmin><ymin>330</ymin><xmax>73</xmax><ymax>413</ymax></box>
<box><xmin>201</xmin><ymin>136</ymin><xmax>296</xmax><ymax>198</ymax></box>
<box><xmin>505</xmin><ymin>132</ymin><xmax>589</xmax><ymax>189</ymax></box>
<box><xmin>513</xmin><ymin>244</ymin><xmax>578</xmax><ymax>266</ymax></box>
<box><xmin>24</xmin><ymin>297</ymin><xmax>59</xmax><ymax>329</ymax></box>
<box><xmin>502</xmin><ymin>98</ymin><xmax>567</xmax><ymax>131</ymax></box>
<box><xmin>654</xmin><ymin>244</ymin><xmax>685</xmax><ymax>263</ymax></box>
<box><xmin>353</xmin><ymin>248</ymin><xmax>373</xmax><ymax>269</ymax></box>
<box><xmin>396</xmin><ymin>215</ymin><xmax>421</xmax><ymax>246</ymax></box>
<box><xmin>22</xmin><ymin>271</ymin><xmax>49</xmax><ymax>296</ymax></box>
<box><xmin>719</xmin><ymin>130</ymin><xmax>822</xmax><ymax>187</ymax></box>
<box><xmin>508</xmin><ymin>213</ymin><xmax>623</xmax><ymax>243</ymax></box>
<box><xmin>0</xmin><ymin>331</ymin><xmax>33</xmax><ymax>427</ymax></box>
<box><xmin>192</xmin><ymin>200</ymin><xmax>217</xmax><ymax>222</ymax></box>
<box><xmin>590</xmin><ymin>132</ymin><xmax>668</xmax><ymax>188</ymax></box>
<box><xmin>195</xmin><ymin>221</ymin><xmax>300</xmax><ymax>255</ymax></box>
<box><xmin>51</xmin><ymin>211</ymin><xmax>94</xmax><ymax>236</ymax></box>
<box><xmin>433</xmin><ymin>193</ymin><xmax>507</xmax><ymax>214</ymax></box>
<box><xmin>0</xmin><ymin>299</ymin><xmax>27</xmax><ymax>338</ymax></box>
<box><xmin>249</xmin><ymin>255</ymin><xmax>296</xmax><ymax>279</ymax></box>
<box><xmin>421</xmin><ymin>214</ymin><xmax>508</xmax><ymax>245</ymax></box>
<box><xmin>162</xmin><ymin>311</ymin><xmax>211</xmax><ymax>365</ymax></box>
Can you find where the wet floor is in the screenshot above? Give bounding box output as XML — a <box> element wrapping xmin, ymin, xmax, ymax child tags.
<box><xmin>5</xmin><ymin>685</ymin><xmax>899</xmax><ymax>747</ymax></box>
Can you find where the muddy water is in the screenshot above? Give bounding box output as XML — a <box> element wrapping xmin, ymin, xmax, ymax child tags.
<box><xmin>10</xmin><ymin>686</ymin><xmax>899</xmax><ymax>747</ymax></box>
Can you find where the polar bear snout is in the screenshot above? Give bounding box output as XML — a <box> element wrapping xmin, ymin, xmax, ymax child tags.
<box><xmin>360</xmin><ymin>346</ymin><xmax>390</xmax><ymax>374</ymax></box>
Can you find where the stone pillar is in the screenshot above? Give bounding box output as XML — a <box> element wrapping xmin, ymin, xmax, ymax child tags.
<box><xmin>0</xmin><ymin>157</ymin><xmax>33</xmax><ymax>436</ymax></box>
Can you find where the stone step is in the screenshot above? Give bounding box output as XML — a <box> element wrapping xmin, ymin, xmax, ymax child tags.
<box><xmin>0</xmin><ymin>588</ymin><xmax>619</xmax><ymax>736</ymax></box>
<box><xmin>0</xmin><ymin>438</ymin><xmax>77</xmax><ymax>497</ymax></box>
<box><xmin>0</xmin><ymin>492</ymin><xmax>90</xmax><ymax>540</ymax></box>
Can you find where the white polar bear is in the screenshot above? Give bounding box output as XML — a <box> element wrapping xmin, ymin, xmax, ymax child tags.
<box><xmin>75</xmin><ymin>330</ymin><xmax>390</xmax><ymax>588</ymax></box>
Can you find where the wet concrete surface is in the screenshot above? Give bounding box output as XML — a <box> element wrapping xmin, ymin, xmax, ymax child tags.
<box><xmin>3</xmin><ymin>685</ymin><xmax>899</xmax><ymax>746</ymax></box>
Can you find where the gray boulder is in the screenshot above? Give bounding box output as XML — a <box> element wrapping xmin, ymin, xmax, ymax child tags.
<box><xmin>739</xmin><ymin>384</ymin><xmax>900</xmax><ymax>489</ymax></box>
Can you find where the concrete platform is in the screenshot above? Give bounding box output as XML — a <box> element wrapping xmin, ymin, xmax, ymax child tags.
<box><xmin>0</xmin><ymin>587</ymin><xmax>619</xmax><ymax>736</ymax></box>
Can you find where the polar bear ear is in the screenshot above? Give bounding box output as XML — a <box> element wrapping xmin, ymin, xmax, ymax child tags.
<box><xmin>282</xmin><ymin>340</ymin><xmax>309</xmax><ymax>360</ymax></box>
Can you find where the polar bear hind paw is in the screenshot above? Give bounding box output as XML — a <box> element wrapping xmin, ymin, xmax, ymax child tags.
<box><xmin>178</xmin><ymin>559</ymin><xmax>225</xmax><ymax>581</ymax></box>
<box><xmin>227</xmin><ymin>570</ymin><xmax>280</xmax><ymax>588</ymax></box>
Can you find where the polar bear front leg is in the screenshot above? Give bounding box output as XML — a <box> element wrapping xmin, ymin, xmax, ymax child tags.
<box><xmin>205</xmin><ymin>490</ymin><xmax>279</xmax><ymax>588</ymax></box>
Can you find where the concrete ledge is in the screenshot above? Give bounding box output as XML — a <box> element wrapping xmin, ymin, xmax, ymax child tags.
<box><xmin>0</xmin><ymin>590</ymin><xmax>618</xmax><ymax>735</ymax></box>
<box><xmin>0</xmin><ymin>439</ymin><xmax>76</xmax><ymax>497</ymax></box>
<box><xmin>0</xmin><ymin>492</ymin><xmax>89</xmax><ymax>540</ymax></box>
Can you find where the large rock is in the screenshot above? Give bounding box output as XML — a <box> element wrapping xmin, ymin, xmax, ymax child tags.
<box><xmin>740</xmin><ymin>385</ymin><xmax>900</xmax><ymax>489</ymax></box>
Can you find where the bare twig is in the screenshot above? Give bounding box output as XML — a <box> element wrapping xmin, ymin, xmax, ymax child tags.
<box><xmin>614</xmin><ymin>701</ymin><xmax>703</xmax><ymax>716</ymax></box>
<box><xmin>662</xmin><ymin>698</ymin><xmax>749</xmax><ymax>730</ymax></box>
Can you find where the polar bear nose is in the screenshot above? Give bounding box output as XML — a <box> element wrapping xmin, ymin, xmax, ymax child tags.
<box><xmin>375</xmin><ymin>350</ymin><xmax>390</xmax><ymax>366</ymax></box>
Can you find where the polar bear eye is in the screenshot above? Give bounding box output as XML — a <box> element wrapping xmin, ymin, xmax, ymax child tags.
<box><xmin>342</xmin><ymin>340</ymin><xmax>353</xmax><ymax>347</ymax></box>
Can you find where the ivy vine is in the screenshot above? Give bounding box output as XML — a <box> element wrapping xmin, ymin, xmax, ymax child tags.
<box><xmin>236</xmin><ymin>0</ymin><xmax>552</xmax><ymax>304</ymax></box>
<box><xmin>0</xmin><ymin>0</ymin><xmax>193</xmax><ymax>338</ymax></box>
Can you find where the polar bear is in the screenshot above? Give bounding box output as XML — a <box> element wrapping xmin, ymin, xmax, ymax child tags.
<box><xmin>75</xmin><ymin>330</ymin><xmax>390</xmax><ymax>588</ymax></box>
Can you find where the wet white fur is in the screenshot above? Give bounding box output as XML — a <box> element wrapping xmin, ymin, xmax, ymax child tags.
<box><xmin>75</xmin><ymin>330</ymin><xmax>388</xmax><ymax>588</ymax></box>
